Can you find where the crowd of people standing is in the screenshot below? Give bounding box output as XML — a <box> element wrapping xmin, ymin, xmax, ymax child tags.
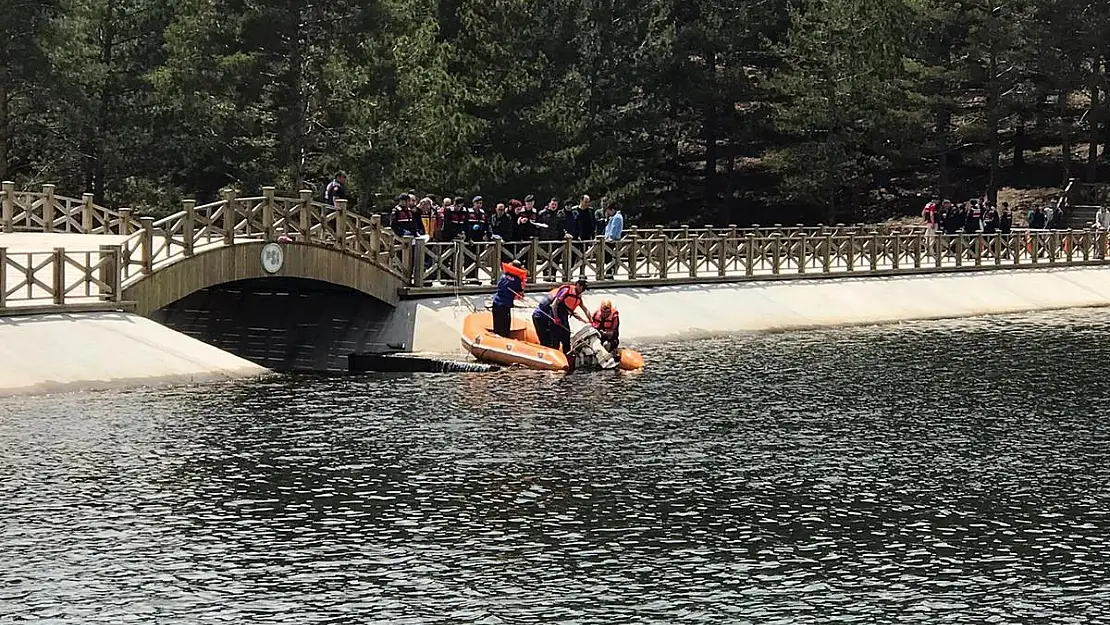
<box><xmin>322</xmin><ymin>172</ymin><xmax>625</xmax><ymax>244</ymax></box>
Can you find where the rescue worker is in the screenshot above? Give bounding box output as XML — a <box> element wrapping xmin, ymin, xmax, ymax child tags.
<box><xmin>533</xmin><ymin>278</ymin><xmax>590</xmax><ymax>357</ymax></box>
<box><xmin>492</xmin><ymin>260</ymin><xmax>528</xmax><ymax>338</ymax></box>
<box><xmin>591</xmin><ymin>299</ymin><xmax>620</xmax><ymax>352</ymax></box>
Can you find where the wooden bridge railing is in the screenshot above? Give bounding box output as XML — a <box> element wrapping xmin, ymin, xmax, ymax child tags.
<box><xmin>402</xmin><ymin>226</ymin><xmax>1110</xmax><ymax>293</ymax></box>
<box><xmin>0</xmin><ymin>245</ymin><xmax>123</xmax><ymax>311</ymax></box>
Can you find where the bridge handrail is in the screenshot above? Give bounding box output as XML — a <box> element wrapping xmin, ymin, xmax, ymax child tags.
<box><xmin>0</xmin><ymin>244</ymin><xmax>123</xmax><ymax>310</ymax></box>
<box><xmin>405</xmin><ymin>227</ymin><xmax>1110</xmax><ymax>291</ymax></box>
<box><xmin>3</xmin><ymin>227</ymin><xmax>1110</xmax><ymax>315</ymax></box>
<box><xmin>1</xmin><ymin>182</ymin><xmax>143</xmax><ymax>235</ymax></box>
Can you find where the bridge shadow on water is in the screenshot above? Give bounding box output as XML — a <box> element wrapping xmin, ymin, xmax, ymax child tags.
<box><xmin>150</xmin><ymin>278</ymin><xmax>399</xmax><ymax>372</ymax></box>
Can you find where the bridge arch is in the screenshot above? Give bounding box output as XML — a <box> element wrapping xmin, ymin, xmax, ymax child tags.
<box><xmin>122</xmin><ymin>241</ymin><xmax>402</xmax><ymax>316</ymax></box>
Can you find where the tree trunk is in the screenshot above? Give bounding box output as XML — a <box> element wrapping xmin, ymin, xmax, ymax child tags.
<box><xmin>88</xmin><ymin>0</ymin><xmax>118</xmax><ymax>202</ymax></box>
<box><xmin>1088</xmin><ymin>58</ymin><xmax>1100</xmax><ymax>182</ymax></box>
<box><xmin>937</xmin><ymin>107</ymin><xmax>951</xmax><ymax>198</ymax></box>
<box><xmin>0</xmin><ymin>82</ymin><xmax>8</xmax><ymax>180</ymax></box>
<box><xmin>1061</xmin><ymin>90</ymin><xmax>1072</xmax><ymax>183</ymax></box>
<box><xmin>1013</xmin><ymin>116</ymin><xmax>1025</xmax><ymax>169</ymax></box>
<box><xmin>987</xmin><ymin>48</ymin><xmax>1001</xmax><ymax>205</ymax></box>
<box><xmin>703</xmin><ymin>48</ymin><xmax>718</xmax><ymax>201</ymax></box>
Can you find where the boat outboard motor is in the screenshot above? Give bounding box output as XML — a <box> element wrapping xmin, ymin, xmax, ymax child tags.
<box><xmin>570</xmin><ymin>326</ymin><xmax>618</xmax><ymax>370</ymax></box>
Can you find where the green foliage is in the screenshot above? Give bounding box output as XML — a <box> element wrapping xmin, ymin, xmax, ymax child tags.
<box><xmin>2</xmin><ymin>0</ymin><xmax>1110</xmax><ymax>221</ymax></box>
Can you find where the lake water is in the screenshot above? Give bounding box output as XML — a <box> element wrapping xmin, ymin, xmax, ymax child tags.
<box><xmin>3</xmin><ymin>309</ymin><xmax>1110</xmax><ymax>623</ymax></box>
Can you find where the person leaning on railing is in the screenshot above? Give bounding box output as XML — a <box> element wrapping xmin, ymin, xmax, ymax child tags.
<box><xmin>1096</xmin><ymin>206</ymin><xmax>1110</xmax><ymax>259</ymax></box>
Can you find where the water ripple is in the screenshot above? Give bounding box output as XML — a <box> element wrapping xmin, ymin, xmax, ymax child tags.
<box><xmin>3</xmin><ymin>309</ymin><xmax>1110</xmax><ymax>623</ymax></box>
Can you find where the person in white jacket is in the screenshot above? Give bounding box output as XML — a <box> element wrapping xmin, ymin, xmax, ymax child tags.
<box><xmin>1095</xmin><ymin>207</ymin><xmax>1110</xmax><ymax>258</ymax></box>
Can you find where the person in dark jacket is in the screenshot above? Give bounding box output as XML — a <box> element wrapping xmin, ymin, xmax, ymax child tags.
<box><xmin>537</xmin><ymin>199</ymin><xmax>565</xmax><ymax>241</ymax></box>
<box><xmin>488</xmin><ymin>202</ymin><xmax>516</xmax><ymax>241</ymax></box>
<box><xmin>515</xmin><ymin>196</ymin><xmax>536</xmax><ymax>241</ymax></box>
<box><xmin>999</xmin><ymin>203</ymin><xmax>1013</xmax><ymax>234</ymax></box>
<box><xmin>564</xmin><ymin>202</ymin><xmax>581</xmax><ymax>240</ymax></box>
<box><xmin>576</xmin><ymin>195</ymin><xmax>596</xmax><ymax>240</ymax></box>
<box><xmin>466</xmin><ymin>196</ymin><xmax>488</xmax><ymax>241</ymax></box>
<box><xmin>1029</xmin><ymin>206</ymin><xmax>1047</xmax><ymax>229</ymax></box>
<box><xmin>982</xmin><ymin>203</ymin><xmax>999</xmax><ymax>235</ymax></box>
<box><xmin>390</xmin><ymin>194</ymin><xmax>423</xmax><ymax>237</ymax></box>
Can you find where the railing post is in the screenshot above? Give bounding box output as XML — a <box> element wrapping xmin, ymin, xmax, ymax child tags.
<box><xmin>718</xmin><ymin>229</ymin><xmax>728</xmax><ymax>277</ymax></box>
<box><xmin>140</xmin><ymin>216</ymin><xmax>154</xmax><ymax>274</ymax></box>
<box><xmin>454</xmin><ymin>237</ymin><xmax>465</xmax><ymax>288</ymax></box>
<box><xmin>797</xmin><ymin>232</ymin><xmax>808</xmax><ymax>274</ymax></box>
<box><xmin>413</xmin><ymin>235</ymin><xmax>427</xmax><ymax>286</ymax></box>
<box><xmin>1</xmin><ymin>181</ymin><xmax>13</xmax><ymax>233</ymax></box>
<box><xmin>1049</xmin><ymin>230</ymin><xmax>1060</xmax><ymax>263</ymax></box>
<box><xmin>628</xmin><ymin>228</ymin><xmax>639</xmax><ymax>280</ymax></box>
<box><xmin>0</xmin><ymin>247</ymin><xmax>6</xmax><ymax>307</ymax></box>
<box><xmin>528</xmin><ymin>237</ymin><xmax>539</xmax><ymax>278</ymax></box>
<box><xmin>82</xmin><ymin>193</ymin><xmax>95</xmax><ymax>233</ymax></box>
<box><xmin>182</xmin><ymin>200</ymin><xmax>196</xmax><ymax>257</ymax></box>
<box><xmin>52</xmin><ymin>247</ymin><xmax>65</xmax><ymax>305</ymax></box>
<box><xmin>1065</xmin><ymin>229</ymin><xmax>1075</xmax><ymax>263</ymax></box>
<box><xmin>42</xmin><ymin>184</ymin><xmax>56</xmax><ymax>233</ymax></box>
<box><xmin>822</xmin><ymin>233</ymin><xmax>832</xmax><ymax>273</ymax></box>
<box><xmin>491</xmin><ymin>238</ymin><xmax>503</xmax><ymax>284</ymax></box>
<box><xmin>727</xmin><ymin>225</ymin><xmax>738</xmax><ymax>274</ymax></box>
<box><xmin>595</xmin><ymin>235</ymin><xmax>606</xmax><ymax>281</ymax></box>
<box><xmin>222</xmin><ymin>188</ymin><xmax>236</xmax><ymax>245</ymax></box>
<box><xmin>298</xmin><ymin>189</ymin><xmax>312</xmax><ymax>239</ymax></box>
<box><xmin>335</xmin><ymin>199</ymin><xmax>348</xmax><ymax>251</ymax></box>
<box><xmin>119</xmin><ymin>208</ymin><xmax>132</xmax><ymax>235</ymax></box>
<box><xmin>99</xmin><ymin>245</ymin><xmax>122</xmax><ymax>302</ymax></box>
<box><xmin>262</xmin><ymin>186</ymin><xmax>276</xmax><ymax>242</ymax></box>
<box><xmin>369</xmin><ymin>215</ymin><xmax>382</xmax><ymax>264</ymax></box>
<box><xmin>846</xmin><ymin>230</ymin><xmax>856</xmax><ymax>272</ymax></box>
<box><xmin>771</xmin><ymin>232</ymin><xmax>782</xmax><ymax>275</ymax></box>
<box><xmin>868</xmin><ymin>230</ymin><xmax>879</xmax><ymax>271</ymax></box>
<box><xmin>369</xmin><ymin>214</ymin><xmax>382</xmax><ymax>261</ymax></box>
<box><xmin>562</xmin><ymin>235</ymin><xmax>573</xmax><ymax>282</ymax></box>
<box><xmin>401</xmin><ymin>235</ymin><xmax>414</xmax><ymax>285</ymax></box>
<box><xmin>686</xmin><ymin>228</ymin><xmax>698</xmax><ymax>278</ymax></box>
<box><xmin>655</xmin><ymin>226</ymin><xmax>668</xmax><ymax>279</ymax></box>
<box><xmin>745</xmin><ymin>233</ymin><xmax>756</xmax><ymax>276</ymax></box>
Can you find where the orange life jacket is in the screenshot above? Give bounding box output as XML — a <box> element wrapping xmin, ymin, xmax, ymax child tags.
<box><xmin>501</xmin><ymin>263</ymin><xmax>528</xmax><ymax>294</ymax></box>
<box><xmin>592</xmin><ymin>308</ymin><xmax>619</xmax><ymax>333</ymax></box>
<box><xmin>548</xmin><ymin>285</ymin><xmax>581</xmax><ymax>314</ymax></box>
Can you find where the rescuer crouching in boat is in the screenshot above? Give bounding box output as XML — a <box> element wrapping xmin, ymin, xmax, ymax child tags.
<box><xmin>533</xmin><ymin>278</ymin><xmax>590</xmax><ymax>366</ymax></box>
<box><xmin>492</xmin><ymin>260</ymin><xmax>528</xmax><ymax>338</ymax></box>
<box><xmin>591</xmin><ymin>299</ymin><xmax>620</xmax><ymax>352</ymax></box>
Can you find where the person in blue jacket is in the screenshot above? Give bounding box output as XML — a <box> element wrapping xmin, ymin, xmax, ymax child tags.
<box><xmin>492</xmin><ymin>260</ymin><xmax>528</xmax><ymax>337</ymax></box>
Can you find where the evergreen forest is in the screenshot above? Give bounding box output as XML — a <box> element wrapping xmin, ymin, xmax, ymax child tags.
<box><xmin>4</xmin><ymin>0</ymin><xmax>1110</xmax><ymax>224</ymax></box>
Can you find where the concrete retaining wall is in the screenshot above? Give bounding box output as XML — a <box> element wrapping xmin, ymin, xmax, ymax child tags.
<box><xmin>402</xmin><ymin>266</ymin><xmax>1110</xmax><ymax>354</ymax></box>
<box><xmin>0</xmin><ymin>312</ymin><xmax>266</xmax><ymax>396</ymax></box>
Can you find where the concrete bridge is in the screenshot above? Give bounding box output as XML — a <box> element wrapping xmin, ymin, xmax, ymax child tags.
<box><xmin>3</xmin><ymin>181</ymin><xmax>1110</xmax><ymax>370</ymax></box>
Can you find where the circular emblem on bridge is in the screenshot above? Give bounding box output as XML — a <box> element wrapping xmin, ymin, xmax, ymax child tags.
<box><xmin>260</xmin><ymin>242</ymin><xmax>284</xmax><ymax>274</ymax></box>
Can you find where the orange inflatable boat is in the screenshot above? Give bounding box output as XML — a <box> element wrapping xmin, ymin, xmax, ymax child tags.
<box><xmin>460</xmin><ymin>311</ymin><xmax>644</xmax><ymax>372</ymax></box>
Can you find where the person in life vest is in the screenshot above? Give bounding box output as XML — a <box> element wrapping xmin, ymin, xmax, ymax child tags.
<box><xmin>492</xmin><ymin>260</ymin><xmax>528</xmax><ymax>338</ymax></box>
<box><xmin>533</xmin><ymin>278</ymin><xmax>590</xmax><ymax>356</ymax></box>
<box><xmin>591</xmin><ymin>299</ymin><xmax>620</xmax><ymax>351</ymax></box>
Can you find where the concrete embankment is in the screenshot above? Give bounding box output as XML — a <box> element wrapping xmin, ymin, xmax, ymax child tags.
<box><xmin>402</xmin><ymin>266</ymin><xmax>1110</xmax><ymax>354</ymax></box>
<box><xmin>0</xmin><ymin>312</ymin><xmax>266</xmax><ymax>396</ymax></box>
